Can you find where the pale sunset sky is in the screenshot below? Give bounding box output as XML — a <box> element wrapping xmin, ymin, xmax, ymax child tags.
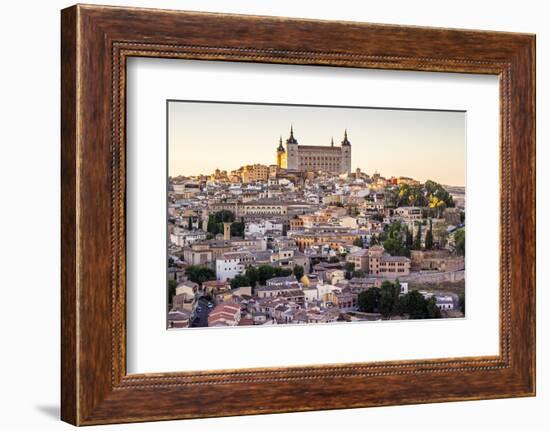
<box><xmin>168</xmin><ymin>101</ymin><xmax>465</xmax><ymax>186</ymax></box>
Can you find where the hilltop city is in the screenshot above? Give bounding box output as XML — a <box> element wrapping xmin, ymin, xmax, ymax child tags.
<box><xmin>167</xmin><ymin>127</ymin><xmax>466</xmax><ymax>328</ymax></box>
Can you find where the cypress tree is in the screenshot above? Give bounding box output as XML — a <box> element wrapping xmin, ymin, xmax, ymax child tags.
<box><xmin>413</xmin><ymin>223</ymin><xmax>422</xmax><ymax>250</ymax></box>
<box><xmin>425</xmin><ymin>219</ymin><xmax>434</xmax><ymax>250</ymax></box>
<box><xmin>405</xmin><ymin>226</ymin><xmax>413</xmax><ymax>248</ymax></box>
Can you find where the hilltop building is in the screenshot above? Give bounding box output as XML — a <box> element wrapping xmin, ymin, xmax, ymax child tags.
<box><xmin>276</xmin><ymin>126</ymin><xmax>352</xmax><ymax>174</ymax></box>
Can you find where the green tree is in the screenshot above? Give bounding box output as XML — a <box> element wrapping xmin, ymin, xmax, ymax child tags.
<box><xmin>399</xmin><ymin>290</ymin><xmax>441</xmax><ymax>319</ymax></box>
<box><xmin>353</xmin><ymin>237</ymin><xmax>364</xmax><ymax>247</ymax></box>
<box><xmin>168</xmin><ymin>279</ymin><xmax>178</xmax><ymax>303</ymax></box>
<box><xmin>425</xmin><ymin>179</ymin><xmax>455</xmax><ymax>208</ymax></box>
<box><xmin>358</xmin><ymin>288</ymin><xmax>380</xmax><ymax>313</ymax></box>
<box><xmin>216</xmin><ymin>210</ymin><xmax>234</xmax><ymax>222</ymax></box>
<box><xmin>256</xmin><ymin>265</ymin><xmax>292</xmax><ymax>285</ymax></box>
<box><xmin>207</xmin><ymin>210</ymin><xmax>236</xmax><ymax>236</ymax></box>
<box><xmin>425</xmin><ymin>296</ymin><xmax>441</xmax><ymax>318</ymax></box>
<box><xmin>397</xmin><ymin>183</ymin><xmax>427</xmax><ymax>207</ymax></box>
<box><xmin>185</xmin><ymin>265</ymin><xmax>216</xmax><ymax>285</ymax></box>
<box><xmin>207</xmin><ymin>215</ymin><xmax>216</xmax><ymax>235</ymax></box>
<box><xmin>413</xmin><ymin>223</ymin><xmax>422</xmax><ymax>250</ymax></box>
<box><xmin>380</xmin><ymin>221</ymin><xmax>410</xmax><ymax>256</ymax></box>
<box><xmin>293</xmin><ymin>264</ymin><xmax>304</xmax><ymax>280</ymax></box>
<box><xmin>245</xmin><ymin>266</ymin><xmax>259</xmax><ymax>287</ymax></box>
<box><xmin>405</xmin><ymin>226</ymin><xmax>413</xmax><ymax>249</ymax></box>
<box><xmin>278</xmin><ymin>268</ymin><xmax>293</xmax><ymax>277</ymax></box>
<box><xmin>434</xmin><ymin>223</ymin><xmax>449</xmax><ymax>248</ymax></box>
<box><xmin>383</xmin><ymin>237</ymin><xmax>402</xmax><ymax>256</ymax></box>
<box><xmin>371</xmin><ymin>213</ymin><xmax>384</xmax><ymax>222</ymax></box>
<box><xmin>412</xmin><ymin>291</ymin><xmax>431</xmax><ymax>318</ymax></box>
<box><xmin>230</xmin><ymin>274</ymin><xmax>250</xmax><ymax>289</ymax></box>
<box><xmin>425</xmin><ymin>219</ymin><xmax>434</xmax><ymax>250</ymax></box>
<box><xmin>344</xmin><ymin>261</ymin><xmax>355</xmax><ymax>280</ymax></box>
<box><xmin>379</xmin><ymin>280</ymin><xmax>401</xmax><ymax>318</ymax></box>
<box><xmin>258</xmin><ymin>265</ymin><xmax>276</xmax><ymax>285</ymax></box>
<box><xmin>230</xmin><ymin>217</ymin><xmax>245</xmax><ymax>237</ymax></box>
<box><xmin>187</xmin><ymin>216</ymin><xmax>193</xmax><ymax>230</ymax></box>
<box><xmin>402</xmin><ymin>290</ymin><xmax>427</xmax><ymax>319</ymax></box>
<box><xmin>455</xmin><ymin>228</ymin><xmax>465</xmax><ymax>256</ymax></box>
<box><xmin>352</xmin><ymin>270</ymin><xmax>367</xmax><ymax>278</ymax></box>
<box><xmin>395</xmin><ymin>179</ymin><xmax>454</xmax><ymax>210</ymax></box>
<box><xmin>428</xmin><ymin>194</ymin><xmax>447</xmax><ymax>218</ymax></box>
<box><xmin>383</xmin><ymin>187</ymin><xmax>399</xmax><ymax>208</ymax></box>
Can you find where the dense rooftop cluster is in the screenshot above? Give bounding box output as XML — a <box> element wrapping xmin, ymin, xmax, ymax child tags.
<box><xmin>167</xmin><ymin>163</ymin><xmax>465</xmax><ymax>329</ymax></box>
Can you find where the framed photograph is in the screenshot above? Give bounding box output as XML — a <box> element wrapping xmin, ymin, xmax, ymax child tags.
<box><xmin>61</xmin><ymin>4</ymin><xmax>535</xmax><ymax>425</ymax></box>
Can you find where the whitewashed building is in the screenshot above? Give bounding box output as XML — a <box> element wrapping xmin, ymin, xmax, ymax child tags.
<box><xmin>216</xmin><ymin>251</ymin><xmax>255</xmax><ymax>281</ymax></box>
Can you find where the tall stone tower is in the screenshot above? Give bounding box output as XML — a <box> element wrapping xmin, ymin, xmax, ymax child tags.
<box><xmin>223</xmin><ymin>222</ymin><xmax>231</xmax><ymax>240</ymax></box>
<box><xmin>201</xmin><ymin>211</ymin><xmax>209</xmax><ymax>232</ymax></box>
<box><xmin>276</xmin><ymin>136</ymin><xmax>287</xmax><ymax>168</ymax></box>
<box><xmin>285</xmin><ymin>125</ymin><xmax>299</xmax><ymax>170</ymax></box>
<box><xmin>340</xmin><ymin>129</ymin><xmax>352</xmax><ymax>174</ymax></box>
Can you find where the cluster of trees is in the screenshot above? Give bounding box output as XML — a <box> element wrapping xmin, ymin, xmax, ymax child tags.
<box><xmin>230</xmin><ymin>264</ymin><xmax>302</xmax><ymax>289</ymax></box>
<box><xmin>371</xmin><ymin>221</ymin><xmax>414</xmax><ymax>256</ymax></box>
<box><xmin>357</xmin><ymin>280</ymin><xmax>441</xmax><ymax>319</ymax></box>
<box><xmin>382</xmin><ymin>221</ymin><xmax>413</xmax><ymax>256</ymax></box>
<box><xmin>184</xmin><ymin>263</ymin><xmax>306</xmax><ymax>292</ymax></box>
<box><xmin>292</xmin><ymin>264</ymin><xmax>305</xmax><ymax>280</ymax></box>
<box><xmin>187</xmin><ymin>216</ymin><xmax>202</xmax><ymax>231</ymax></box>
<box><xmin>370</xmin><ymin>213</ymin><xmax>385</xmax><ymax>222</ymax></box>
<box><xmin>206</xmin><ymin>210</ymin><xmax>245</xmax><ymax>238</ymax></box>
<box><xmin>168</xmin><ymin>266</ymin><xmax>216</xmax><ymax>303</ymax></box>
<box><xmin>371</xmin><ymin>218</ymin><xmax>444</xmax><ymax>255</ymax></box>
<box><xmin>384</xmin><ymin>180</ymin><xmax>454</xmax><ymax>217</ymax></box>
<box><xmin>185</xmin><ymin>265</ymin><xmax>216</xmax><ymax>285</ymax></box>
<box><xmin>454</xmin><ymin>228</ymin><xmax>465</xmax><ymax>256</ymax></box>
<box><xmin>424</xmin><ymin>180</ymin><xmax>455</xmax><ymax>216</ymax></box>
<box><xmin>230</xmin><ymin>274</ymin><xmax>254</xmax><ymax>289</ymax></box>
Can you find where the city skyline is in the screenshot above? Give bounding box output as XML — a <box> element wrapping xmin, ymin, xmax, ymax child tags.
<box><xmin>168</xmin><ymin>101</ymin><xmax>466</xmax><ymax>186</ymax></box>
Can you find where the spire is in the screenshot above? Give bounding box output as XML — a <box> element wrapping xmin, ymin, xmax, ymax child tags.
<box><xmin>341</xmin><ymin>129</ymin><xmax>351</xmax><ymax>146</ymax></box>
<box><xmin>277</xmin><ymin>136</ymin><xmax>285</xmax><ymax>152</ymax></box>
<box><xmin>286</xmin><ymin>124</ymin><xmax>298</xmax><ymax>145</ymax></box>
